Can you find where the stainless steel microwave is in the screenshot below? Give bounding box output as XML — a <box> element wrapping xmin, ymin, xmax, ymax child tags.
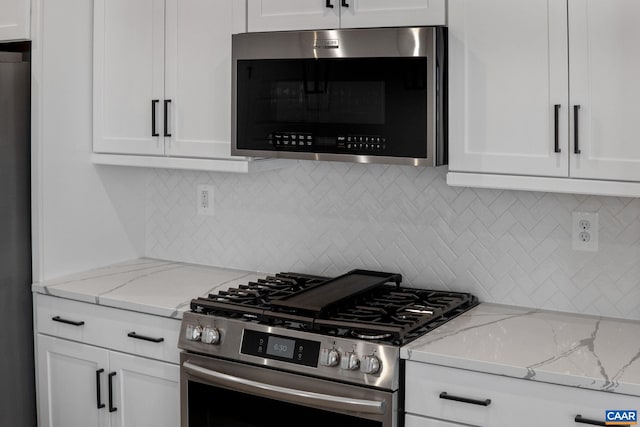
<box><xmin>231</xmin><ymin>26</ymin><xmax>447</xmax><ymax>167</ymax></box>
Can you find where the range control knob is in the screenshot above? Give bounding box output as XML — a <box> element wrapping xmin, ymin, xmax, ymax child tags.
<box><xmin>202</xmin><ymin>327</ymin><xmax>220</xmax><ymax>344</ymax></box>
<box><xmin>186</xmin><ymin>325</ymin><xmax>203</xmax><ymax>342</ymax></box>
<box><xmin>319</xmin><ymin>348</ymin><xmax>340</xmax><ymax>367</ymax></box>
<box><xmin>360</xmin><ymin>355</ymin><xmax>381</xmax><ymax>375</ymax></box>
<box><xmin>340</xmin><ymin>351</ymin><xmax>360</xmax><ymax>371</ymax></box>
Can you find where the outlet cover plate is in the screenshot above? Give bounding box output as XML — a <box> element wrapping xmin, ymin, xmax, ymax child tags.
<box><xmin>197</xmin><ymin>184</ymin><xmax>214</xmax><ymax>216</ymax></box>
<box><xmin>572</xmin><ymin>211</ymin><xmax>598</xmax><ymax>251</ymax></box>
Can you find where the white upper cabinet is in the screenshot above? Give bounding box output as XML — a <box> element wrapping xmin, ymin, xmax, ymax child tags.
<box><xmin>93</xmin><ymin>0</ymin><xmax>165</xmax><ymax>156</ymax></box>
<box><xmin>247</xmin><ymin>0</ymin><xmax>446</xmax><ymax>32</ymax></box>
<box><xmin>247</xmin><ymin>0</ymin><xmax>339</xmax><ymax>32</ymax></box>
<box><xmin>0</xmin><ymin>0</ymin><xmax>30</xmax><ymax>41</ymax></box>
<box><xmin>447</xmin><ymin>0</ymin><xmax>569</xmax><ymax>177</ymax></box>
<box><xmin>94</xmin><ymin>0</ymin><xmax>237</xmax><ymax>159</ymax></box>
<box><xmin>448</xmin><ymin>0</ymin><xmax>640</xmax><ymax>195</ymax></box>
<box><xmin>568</xmin><ymin>0</ymin><xmax>640</xmax><ymax>182</ymax></box>
<box><xmin>340</xmin><ymin>0</ymin><xmax>446</xmax><ymax>29</ymax></box>
<box><xmin>164</xmin><ymin>0</ymin><xmax>234</xmax><ymax>159</ymax></box>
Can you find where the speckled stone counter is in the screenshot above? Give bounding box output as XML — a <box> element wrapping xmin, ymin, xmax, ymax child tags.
<box><xmin>401</xmin><ymin>303</ymin><xmax>640</xmax><ymax>396</ymax></box>
<box><xmin>31</xmin><ymin>258</ymin><xmax>265</xmax><ymax>319</ymax></box>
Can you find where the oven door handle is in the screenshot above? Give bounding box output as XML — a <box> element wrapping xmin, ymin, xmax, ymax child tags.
<box><xmin>183</xmin><ymin>361</ymin><xmax>386</xmax><ymax>415</ymax></box>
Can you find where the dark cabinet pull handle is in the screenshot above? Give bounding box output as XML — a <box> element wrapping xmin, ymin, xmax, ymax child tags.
<box><xmin>151</xmin><ymin>99</ymin><xmax>159</xmax><ymax>137</ymax></box>
<box><xmin>96</xmin><ymin>369</ymin><xmax>105</xmax><ymax>409</ymax></box>
<box><xmin>164</xmin><ymin>99</ymin><xmax>172</xmax><ymax>137</ymax></box>
<box><xmin>439</xmin><ymin>392</ymin><xmax>491</xmax><ymax>407</ymax></box>
<box><xmin>574</xmin><ymin>414</ymin><xmax>626</xmax><ymax>426</ymax></box>
<box><xmin>52</xmin><ymin>316</ymin><xmax>85</xmax><ymax>327</ymax></box>
<box><xmin>574</xmin><ymin>105</ymin><xmax>581</xmax><ymax>154</ymax></box>
<box><xmin>108</xmin><ymin>372</ymin><xmax>117</xmax><ymax>413</ymax></box>
<box><xmin>341</xmin><ymin>0</ymin><xmax>349</xmax><ymax>6</ymax></box>
<box><xmin>127</xmin><ymin>332</ymin><xmax>165</xmax><ymax>343</ymax></box>
<box><xmin>325</xmin><ymin>0</ymin><xmax>334</xmax><ymax>7</ymax></box>
<box><xmin>554</xmin><ymin>104</ymin><xmax>561</xmax><ymax>153</ymax></box>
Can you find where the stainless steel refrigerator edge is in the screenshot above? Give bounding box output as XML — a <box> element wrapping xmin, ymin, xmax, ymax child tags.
<box><xmin>0</xmin><ymin>43</ymin><xmax>35</xmax><ymax>426</ymax></box>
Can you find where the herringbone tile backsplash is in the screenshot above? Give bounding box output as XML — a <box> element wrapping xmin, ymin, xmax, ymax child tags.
<box><xmin>146</xmin><ymin>162</ymin><xmax>640</xmax><ymax>320</ymax></box>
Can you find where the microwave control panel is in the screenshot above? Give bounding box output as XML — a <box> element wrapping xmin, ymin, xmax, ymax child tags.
<box><xmin>268</xmin><ymin>132</ymin><xmax>387</xmax><ymax>152</ymax></box>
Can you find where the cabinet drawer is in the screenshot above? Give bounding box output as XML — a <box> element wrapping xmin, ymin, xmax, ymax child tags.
<box><xmin>405</xmin><ymin>414</ymin><xmax>465</xmax><ymax>427</ymax></box>
<box><xmin>35</xmin><ymin>294</ymin><xmax>181</xmax><ymax>364</ymax></box>
<box><xmin>405</xmin><ymin>361</ymin><xmax>638</xmax><ymax>427</ymax></box>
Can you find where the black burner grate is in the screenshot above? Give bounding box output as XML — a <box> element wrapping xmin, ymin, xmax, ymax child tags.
<box><xmin>190</xmin><ymin>272</ymin><xmax>329</xmax><ymax>321</ymax></box>
<box><xmin>313</xmin><ymin>286</ymin><xmax>477</xmax><ymax>345</ymax></box>
<box><xmin>190</xmin><ymin>271</ymin><xmax>478</xmax><ymax>345</ymax></box>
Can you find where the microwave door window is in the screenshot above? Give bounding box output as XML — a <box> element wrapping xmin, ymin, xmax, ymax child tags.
<box><xmin>271</xmin><ymin>61</ymin><xmax>327</xmax><ymax>124</ymax></box>
<box><xmin>301</xmin><ymin>61</ymin><xmax>328</xmax><ymax>122</ymax></box>
<box><xmin>235</xmin><ymin>58</ymin><xmax>428</xmax><ymax>158</ymax></box>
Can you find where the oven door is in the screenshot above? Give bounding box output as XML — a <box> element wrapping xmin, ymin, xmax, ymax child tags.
<box><xmin>181</xmin><ymin>352</ymin><xmax>397</xmax><ymax>427</ymax></box>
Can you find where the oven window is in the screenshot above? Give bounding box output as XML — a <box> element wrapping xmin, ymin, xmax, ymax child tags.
<box><xmin>236</xmin><ymin>57</ymin><xmax>428</xmax><ymax>158</ymax></box>
<box><xmin>188</xmin><ymin>381</ymin><xmax>382</xmax><ymax>427</ymax></box>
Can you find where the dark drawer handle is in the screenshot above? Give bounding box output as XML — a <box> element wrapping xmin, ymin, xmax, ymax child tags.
<box><xmin>575</xmin><ymin>414</ymin><xmax>629</xmax><ymax>426</ymax></box>
<box><xmin>325</xmin><ymin>0</ymin><xmax>334</xmax><ymax>8</ymax></box>
<box><xmin>127</xmin><ymin>332</ymin><xmax>165</xmax><ymax>343</ymax></box>
<box><xmin>96</xmin><ymin>369</ymin><xmax>105</xmax><ymax>409</ymax></box>
<box><xmin>108</xmin><ymin>372</ymin><xmax>117</xmax><ymax>413</ymax></box>
<box><xmin>52</xmin><ymin>316</ymin><xmax>85</xmax><ymax>327</ymax></box>
<box><xmin>341</xmin><ymin>0</ymin><xmax>349</xmax><ymax>7</ymax></box>
<box><xmin>439</xmin><ymin>392</ymin><xmax>491</xmax><ymax>407</ymax></box>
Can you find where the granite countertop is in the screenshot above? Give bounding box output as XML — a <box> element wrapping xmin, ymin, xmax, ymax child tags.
<box><xmin>401</xmin><ymin>303</ymin><xmax>640</xmax><ymax>396</ymax></box>
<box><xmin>31</xmin><ymin>258</ymin><xmax>266</xmax><ymax>319</ymax></box>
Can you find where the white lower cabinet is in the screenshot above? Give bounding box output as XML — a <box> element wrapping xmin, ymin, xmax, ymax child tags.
<box><xmin>405</xmin><ymin>414</ymin><xmax>465</xmax><ymax>427</ymax></box>
<box><xmin>37</xmin><ymin>336</ymin><xmax>110</xmax><ymax>427</ymax></box>
<box><xmin>109</xmin><ymin>352</ymin><xmax>180</xmax><ymax>427</ymax></box>
<box><xmin>34</xmin><ymin>295</ymin><xmax>181</xmax><ymax>427</ymax></box>
<box><xmin>404</xmin><ymin>361</ymin><xmax>639</xmax><ymax>427</ymax></box>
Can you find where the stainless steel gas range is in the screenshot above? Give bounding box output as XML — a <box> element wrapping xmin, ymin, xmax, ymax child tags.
<box><xmin>178</xmin><ymin>270</ymin><xmax>477</xmax><ymax>427</ymax></box>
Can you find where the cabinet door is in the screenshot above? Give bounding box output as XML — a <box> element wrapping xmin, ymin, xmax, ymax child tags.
<box><xmin>447</xmin><ymin>0</ymin><xmax>569</xmax><ymax>177</ymax></box>
<box><xmin>109</xmin><ymin>351</ymin><xmax>180</xmax><ymax>427</ymax></box>
<box><xmin>36</xmin><ymin>335</ymin><xmax>110</xmax><ymax>427</ymax></box>
<box><xmin>340</xmin><ymin>0</ymin><xmax>446</xmax><ymax>28</ymax></box>
<box><xmin>93</xmin><ymin>0</ymin><xmax>165</xmax><ymax>155</ymax></box>
<box><xmin>0</xmin><ymin>0</ymin><xmax>29</xmax><ymax>41</ymax></box>
<box><xmin>247</xmin><ymin>0</ymin><xmax>339</xmax><ymax>32</ymax></box>
<box><xmin>569</xmin><ymin>0</ymin><xmax>640</xmax><ymax>181</ymax></box>
<box><xmin>165</xmin><ymin>0</ymin><xmax>237</xmax><ymax>159</ymax></box>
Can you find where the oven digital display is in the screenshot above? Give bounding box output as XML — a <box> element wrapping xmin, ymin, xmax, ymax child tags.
<box><xmin>241</xmin><ymin>330</ymin><xmax>320</xmax><ymax>367</ymax></box>
<box><xmin>266</xmin><ymin>336</ymin><xmax>295</xmax><ymax>359</ymax></box>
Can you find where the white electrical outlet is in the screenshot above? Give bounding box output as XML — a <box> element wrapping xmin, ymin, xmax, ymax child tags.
<box><xmin>197</xmin><ymin>185</ymin><xmax>214</xmax><ymax>216</ymax></box>
<box><xmin>572</xmin><ymin>211</ymin><xmax>598</xmax><ymax>251</ymax></box>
